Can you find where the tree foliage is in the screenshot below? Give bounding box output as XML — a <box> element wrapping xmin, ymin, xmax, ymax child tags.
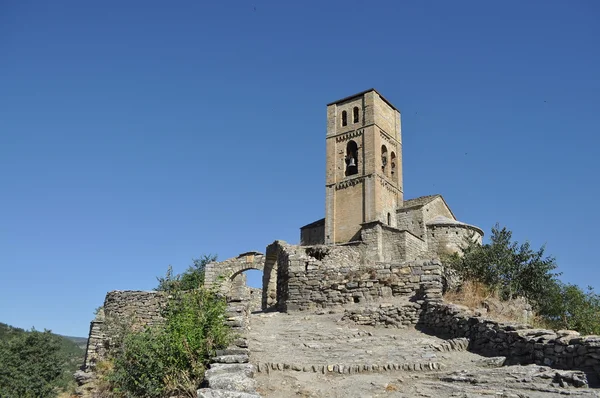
<box><xmin>0</xmin><ymin>329</ymin><xmax>62</xmax><ymax>398</ymax></box>
<box><xmin>156</xmin><ymin>254</ymin><xmax>217</xmax><ymax>292</ymax></box>
<box><xmin>447</xmin><ymin>223</ymin><xmax>560</xmax><ymax>305</ymax></box>
<box><xmin>447</xmin><ymin>223</ymin><xmax>600</xmax><ymax>335</ymax></box>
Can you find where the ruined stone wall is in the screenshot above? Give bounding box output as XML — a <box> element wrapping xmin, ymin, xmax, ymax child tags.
<box><xmin>103</xmin><ymin>290</ymin><xmax>166</xmax><ymax>328</ymax></box>
<box><xmin>419</xmin><ymin>302</ymin><xmax>600</xmax><ymax>376</ymax></box>
<box><xmin>82</xmin><ymin>291</ymin><xmax>167</xmax><ymax>372</ymax></box>
<box><xmin>283</xmin><ymin>258</ymin><xmax>443</xmax><ymax>311</ymax></box>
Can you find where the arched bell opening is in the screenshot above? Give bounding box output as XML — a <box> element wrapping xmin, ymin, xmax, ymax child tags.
<box><xmin>345</xmin><ymin>140</ymin><xmax>359</xmax><ymax>176</ymax></box>
<box><xmin>381</xmin><ymin>145</ymin><xmax>389</xmax><ymax>177</ymax></box>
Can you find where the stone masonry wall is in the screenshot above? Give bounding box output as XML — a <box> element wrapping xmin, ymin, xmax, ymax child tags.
<box><xmin>360</xmin><ymin>221</ymin><xmax>426</xmax><ymax>262</ymax></box>
<box><xmin>300</xmin><ymin>219</ymin><xmax>325</xmax><ymax>246</ymax></box>
<box><xmin>419</xmin><ymin>302</ymin><xmax>600</xmax><ymax>377</ymax></box>
<box><xmin>340</xmin><ymin>289</ymin><xmax>600</xmax><ymax>380</ymax></box>
<box><xmin>284</xmin><ymin>258</ymin><xmax>443</xmax><ymax>311</ymax></box>
<box><xmin>82</xmin><ymin>291</ymin><xmax>167</xmax><ymax>372</ymax></box>
<box><xmin>426</xmin><ymin>224</ymin><xmax>481</xmax><ymax>257</ymax></box>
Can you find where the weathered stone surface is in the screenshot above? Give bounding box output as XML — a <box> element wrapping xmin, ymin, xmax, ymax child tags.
<box><xmin>212</xmin><ymin>354</ymin><xmax>249</xmax><ymax>364</ymax></box>
<box><xmin>197</xmin><ymin>388</ymin><xmax>261</xmax><ymax>398</ymax></box>
<box><xmin>207</xmin><ymin>373</ymin><xmax>257</xmax><ymax>393</ymax></box>
<box><xmin>205</xmin><ymin>363</ymin><xmax>255</xmax><ymax>379</ymax></box>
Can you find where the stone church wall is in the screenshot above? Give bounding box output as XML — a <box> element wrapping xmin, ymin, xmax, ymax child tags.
<box><xmin>426</xmin><ymin>224</ymin><xmax>481</xmax><ymax>256</ymax></box>
<box><xmin>300</xmin><ymin>219</ymin><xmax>325</xmax><ymax>246</ymax></box>
<box><xmin>360</xmin><ymin>222</ymin><xmax>426</xmax><ymax>262</ymax></box>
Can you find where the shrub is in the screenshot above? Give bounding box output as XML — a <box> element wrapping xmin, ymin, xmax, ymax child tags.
<box><xmin>105</xmin><ymin>284</ymin><xmax>230</xmax><ymax>397</ymax></box>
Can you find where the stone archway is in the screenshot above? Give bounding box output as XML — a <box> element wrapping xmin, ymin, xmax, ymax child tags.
<box><xmin>203</xmin><ymin>242</ymin><xmax>294</xmax><ymax>311</ymax></box>
<box><xmin>204</xmin><ymin>251</ymin><xmax>275</xmax><ymax>311</ymax></box>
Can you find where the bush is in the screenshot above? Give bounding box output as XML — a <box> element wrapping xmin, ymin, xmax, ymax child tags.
<box><xmin>105</xmin><ymin>282</ymin><xmax>230</xmax><ymax>397</ymax></box>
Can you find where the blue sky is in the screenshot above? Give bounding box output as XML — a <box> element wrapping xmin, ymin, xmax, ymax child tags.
<box><xmin>1</xmin><ymin>1</ymin><xmax>599</xmax><ymax>337</ymax></box>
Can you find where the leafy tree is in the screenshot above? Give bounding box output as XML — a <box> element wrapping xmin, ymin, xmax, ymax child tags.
<box><xmin>447</xmin><ymin>223</ymin><xmax>600</xmax><ymax>335</ymax></box>
<box><xmin>447</xmin><ymin>223</ymin><xmax>560</xmax><ymax>307</ymax></box>
<box><xmin>543</xmin><ymin>283</ymin><xmax>600</xmax><ymax>335</ymax></box>
<box><xmin>0</xmin><ymin>329</ymin><xmax>62</xmax><ymax>398</ymax></box>
<box><xmin>156</xmin><ymin>254</ymin><xmax>217</xmax><ymax>292</ymax></box>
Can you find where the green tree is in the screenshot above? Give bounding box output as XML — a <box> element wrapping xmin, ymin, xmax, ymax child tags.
<box><xmin>447</xmin><ymin>223</ymin><xmax>560</xmax><ymax>307</ymax></box>
<box><xmin>447</xmin><ymin>224</ymin><xmax>600</xmax><ymax>334</ymax></box>
<box><xmin>544</xmin><ymin>283</ymin><xmax>600</xmax><ymax>335</ymax></box>
<box><xmin>156</xmin><ymin>254</ymin><xmax>217</xmax><ymax>292</ymax></box>
<box><xmin>0</xmin><ymin>329</ymin><xmax>62</xmax><ymax>398</ymax></box>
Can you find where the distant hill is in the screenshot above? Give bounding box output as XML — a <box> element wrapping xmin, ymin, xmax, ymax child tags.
<box><xmin>61</xmin><ymin>335</ymin><xmax>88</xmax><ymax>350</ymax></box>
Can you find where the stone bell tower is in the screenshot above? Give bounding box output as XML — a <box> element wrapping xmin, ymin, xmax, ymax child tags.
<box><xmin>324</xmin><ymin>89</ymin><xmax>403</xmax><ymax>244</ymax></box>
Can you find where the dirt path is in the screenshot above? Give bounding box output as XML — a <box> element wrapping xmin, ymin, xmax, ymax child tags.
<box><xmin>246</xmin><ymin>311</ymin><xmax>599</xmax><ymax>398</ymax></box>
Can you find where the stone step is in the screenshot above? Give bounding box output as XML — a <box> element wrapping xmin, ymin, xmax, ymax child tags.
<box><xmin>232</xmin><ymin>338</ymin><xmax>248</xmax><ymax>348</ymax></box>
<box><xmin>212</xmin><ymin>354</ymin><xmax>250</xmax><ymax>364</ymax></box>
<box><xmin>205</xmin><ymin>363</ymin><xmax>254</xmax><ymax>378</ymax></box>
<box><xmin>216</xmin><ymin>348</ymin><xmax>250</xmax><ymax>356</ymax></box>
<box><xmin>225</xmin><ymin>317</ymin><xmax>245</xmax><ymax>328</ymax></box>
<box><xmin>197</xmin><ymin>389</ymin><xmax>261</xmax><ymax>398</ymax></box>
<box><xmin>206</xmin><ymin>373</ymin><xmax>256</xmax><ymax>393</ymax></box>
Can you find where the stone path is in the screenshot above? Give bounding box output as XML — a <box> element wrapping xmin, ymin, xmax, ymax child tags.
<box><xmin>247</xmin><ymin>311</ymin><xmax>599</xmax><ymax>398</ymax></box>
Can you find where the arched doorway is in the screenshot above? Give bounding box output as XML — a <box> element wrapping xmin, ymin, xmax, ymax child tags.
<box><xmin>229</xmin><ymin>268</ymin><xmax>264</xmax><ymax>312</ymax></box>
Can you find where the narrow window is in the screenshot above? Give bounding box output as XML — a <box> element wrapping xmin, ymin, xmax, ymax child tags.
<box><xmin>341</xmin><ymin>111</ymin><xmax>347</xmax><ymax>127</ymax></box>
<box><xmin>390</xmin><ymin>152</ymin><xmax>396</xmax><ymax>177</ymax></box>
<box><xmin>345</xmin><ymin>140</ymin><xmax>358</xmax><ymax>176</ymax></box>
<box><xmin>353</xmin><ymin>107</ymin><xmax>359</xmax><ymax>123</ymax></box>
<box><xmin>387</xmin><ymin>213</ymin><xmax>391</xmax><ymax>225</ymax></box>
<box><xmin>381</xmin><ymin>145</ymin><xmax>388</xmax><ymax>176</ymax></box>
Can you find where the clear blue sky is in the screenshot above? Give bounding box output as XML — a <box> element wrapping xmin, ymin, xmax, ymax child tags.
<box><xmin>1</xmin><ymin>1</ymin><xmax>598</xmax><ymax>337</ymax></box>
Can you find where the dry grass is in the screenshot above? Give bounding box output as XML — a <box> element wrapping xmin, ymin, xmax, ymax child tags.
<box><xmin>444</xmin><ymin>280</ymin><xmax>494</xmax><ymax>309</ymax></box>
<box><xmin>443</xmin><ymin>280</ymin><xmax>534</xmax><ymax>325</ymax></box>
<box><xmin>385</xmin><ymin>383</ymin><xmax>399</xmax><ymax>392</ymax></box>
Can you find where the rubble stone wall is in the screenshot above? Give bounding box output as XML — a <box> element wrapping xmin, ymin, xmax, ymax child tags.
<box><xmin>419</xmin><ymin>302</ymin><xmax>600</xmax><ymax>375</ymax></box>
<box><xmin>82</xmin><ymin>291</ymin><xmax>167</xmax><ymax>372</ymax></box>
<box><xmin>284</xmin><ymin>258</ymin><xmax>443</xmax><ymax>311</ymax></box>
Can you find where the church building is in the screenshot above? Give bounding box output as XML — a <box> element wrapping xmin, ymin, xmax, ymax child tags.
<box><xmin>300</xmin><ymin>89</ymin><xmax>482</xmax><ymax>261</ymax></box>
